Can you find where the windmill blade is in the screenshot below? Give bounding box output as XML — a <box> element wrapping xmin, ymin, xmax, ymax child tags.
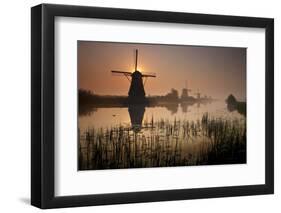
<box><xmin>142</xmin><ymin>72</ymin><xmax>156</xmax><ymax>86</ymax></box>
<box><xmin>111</xmin><ymin>70</ymin><xmax>132</xmax><ymax>82</ymax></box>
<box><xmin>135</xmin><ymin>49</ymin><xmax>138</xmax><ymax>71</ymax></box>
<box><xmin>141</xmin><ymin>72</ymin><xmax>156</xmax><ymax>78</ymax></box>
<box><xmin>111</xmin><ymin>70</ymin><xmax>132</xmax><ymax>75</ymax></box>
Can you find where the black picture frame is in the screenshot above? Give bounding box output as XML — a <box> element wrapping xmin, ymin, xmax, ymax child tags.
<box><xmin>31</xmin><ymin>3</ymin><xmax>274</xmax><ymax>209</ymax></box>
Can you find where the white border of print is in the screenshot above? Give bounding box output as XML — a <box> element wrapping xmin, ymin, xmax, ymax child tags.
<box><xmin>54</xmin><ymin>17</ymin><xmax>265</xmax><ymax>196</ymax></box>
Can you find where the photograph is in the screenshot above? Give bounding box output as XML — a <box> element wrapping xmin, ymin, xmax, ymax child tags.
<box><xmin>29</xmin><ymin>2</ymin><xmax>274</xmax><ymax>209</ymax></box>
<box><xmin>78</xmin><ymin>41</ymin><xmax>247</xmax><ymax>170</ymax></box>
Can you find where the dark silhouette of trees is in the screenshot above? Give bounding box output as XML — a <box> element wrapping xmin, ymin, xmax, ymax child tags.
<box><xmin>226</xmin><ymin>94</ymin><xmax>246</xmax><ymax>116</ymax></box>
<box><xmin>165</xmin><ymin>88</ymin><xmax>179</xmax><ymax>101</ymax></box>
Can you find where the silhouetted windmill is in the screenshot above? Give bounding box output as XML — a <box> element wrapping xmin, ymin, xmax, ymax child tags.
<box><xmin>111</xmin><ymin>49</ymin><xmax>156</xmax><ymax>103</ymax></box>
<box><xmin>194</xmin><ymin>89</ymin><xmax>201</xmax><ymax>100</ymax></box>
<box><xmin>181</xmin><ymin>80</ymin><xmax>192</xmax><ymax>99</ymax></box>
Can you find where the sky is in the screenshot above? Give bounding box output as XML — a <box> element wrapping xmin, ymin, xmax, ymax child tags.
<box><xmin>78</xmin><ymin>41</ymin><xmax>246</xmax><ymax>100</ymax></box>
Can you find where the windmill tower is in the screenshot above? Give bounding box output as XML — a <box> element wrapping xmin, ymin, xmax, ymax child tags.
<box><xmin>111</xmin><ymin>49</ymin><xmax>156</xmax><ymax>103</ymax></box>
<box><xmin>181</xmin><ymin>80</ymin><xmax>192</xmax><ymax>100</ymax></box>
<box><xmin>194</xmin><ymin>89</ymin><xmax>201</xmax><ymax>100</ymax></box>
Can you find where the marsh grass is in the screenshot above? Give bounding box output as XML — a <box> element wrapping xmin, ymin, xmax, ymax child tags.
<box><xmin>78</xmin><ymin>113</ymin><xmax>246</xmax><ymax>170</ymax></box>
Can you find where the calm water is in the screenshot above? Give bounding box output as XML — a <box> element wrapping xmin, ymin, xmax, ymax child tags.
<box><xmin>78</xmin><ymin>101</ymin><xmax>246</xmax><ymax>170</ymax></box>
<box><xmin>79</xmin><ymin>101</ymin><xmax>244</xmax><ymax>132</ymax></box>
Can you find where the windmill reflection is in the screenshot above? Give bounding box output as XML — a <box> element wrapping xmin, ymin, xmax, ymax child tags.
<box><xmin>128</xmin><ymin>104</ymin><xmax>146</xmax><ymax>132</ymax></box>
<box><xmin>180</xmin><ymin>102</ymin><xmax>189</xmax><ymax>113</ymax></box>
<box><xmin>79</xmin><ymin>102</ymin><xmax>198</xmax><ymax>133</ymax></box>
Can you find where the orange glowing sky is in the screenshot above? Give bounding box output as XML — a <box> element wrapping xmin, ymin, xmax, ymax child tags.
<box><xmin>78</xmin><ymin>41</ymin><xmax>246</xmax><ymax>100</ymax></box>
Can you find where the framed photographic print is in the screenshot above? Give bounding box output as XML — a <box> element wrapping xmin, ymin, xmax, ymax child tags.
<box><xmin>31</xmin><ymin>4</ymin><xmax>274</xmax><ymax>209</ymax></box>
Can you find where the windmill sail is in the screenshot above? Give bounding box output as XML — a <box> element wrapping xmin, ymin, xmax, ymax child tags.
<box><xmin>141</xmin><ymin>72</ymin><xmax>156</xmax><ymax>78</ymax></box>
<box><xmin>111</xmin><ymin>70</ymin><xmax>132</xmax><ymax>75</ymax></box>
<box><xmin>111</xmin><ymin>49</ymin><xmax>156</xmax><ymax>103</ymax></box>
<box><xmin>135</xmin><ymin>49</ymin><xmax>138</xmax><ymax>71</ymax></box>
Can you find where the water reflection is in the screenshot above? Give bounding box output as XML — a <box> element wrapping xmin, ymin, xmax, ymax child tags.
<box><xmin>79</xmin><ymin>103</ymin><xmax>182</xmax><ymax>132</ymax></box>
<box><xmin>78</xmin><ymin>101</ymin><xmax>246</xmax><ymax>170</ymax></box>
<box><xmin>128</xmin><ymin>104</ymin><xmax>145</xmax><ymax>132</ymax></box>
<box><xmin>79</xmin><ymin>101</ymin><xmax>200</xmax><ymax>132</ymax></box>
<box><xmin>78</xmin><ymin>102</ymin><xmax>246</xmax><ymax>170</ymax></box>
<box><xmin>79</xmin><ymin>100</ymin><xmax>245</xmax><ymax>134</ymax></box>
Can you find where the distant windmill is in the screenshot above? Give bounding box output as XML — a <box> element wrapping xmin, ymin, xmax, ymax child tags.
<box><xmin>181</xmin><ymin>80</ymin><xmax>192</xmax><ymax>99</ymax></box>
<box><xmin>194</xmin><ymin>89</ymin><xmax>201</xmax><ymax>100</ymax></box>
<box><xmin>111</xmin><ymin>49</ymin><xmax>156</xmax><ymax>102</ymax></box>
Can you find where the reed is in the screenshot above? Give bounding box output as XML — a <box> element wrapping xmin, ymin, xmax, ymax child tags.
<box><xmin>78</xmin><ymin>113</ymin><xmax>246</xmax><ymax>170</ymax></box>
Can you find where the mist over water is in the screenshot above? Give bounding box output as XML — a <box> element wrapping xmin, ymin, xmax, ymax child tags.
<box><xmin>79</xmin><ymin>101</ymin><xmax>243</xmax><ymax>132</ymax></box>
